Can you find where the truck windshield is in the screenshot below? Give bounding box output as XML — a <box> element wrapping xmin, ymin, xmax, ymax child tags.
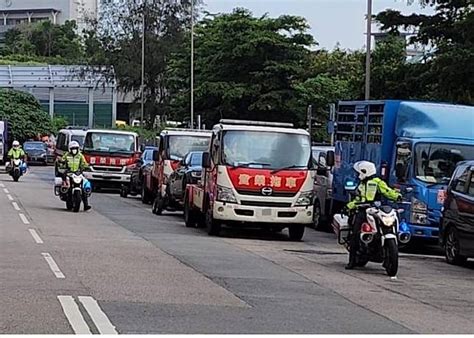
<box><xmin>168</xmin><ymin>136</ymin><xmax>209</xmax><ymax>160</ymax></box>
<box><xmin>223</xmin><ymin>130</ymin><xmax>311</xmax><ymax>169</ymax></box>
<box><xmin>415</xmin><ymin>143</ymin><xmax>474</xmax><ymax>184</ymax></box>
<box><xmin>71</xmin><ymin>135</ymin><xmax>85</xmax><ymax>147</ymax></box>
<box><xmin>84</xmin><ymin>132</ymin><xmax>136</xmax><ymax>154</ymax></box>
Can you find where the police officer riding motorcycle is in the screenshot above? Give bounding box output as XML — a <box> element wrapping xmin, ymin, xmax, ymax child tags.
<box><xmin>345</xmin><ymin>161</ymin><xmax>402</xmax><ymax>270</ymax></box>
<box><xmin>57</xmin><ymin>141</ymin><xmax>92</xmax><ymax>211</ymax></box>
<box><xmin>7</xmin><ymin>140</ymin><xmax>27</xmax><ymax>181</ymax></box>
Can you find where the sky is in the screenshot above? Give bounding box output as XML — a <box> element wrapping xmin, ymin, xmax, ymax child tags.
<box><xmin>203</xmin><ymin>0</ymin><xmax>434</xmax><ymax>50</ymax></box>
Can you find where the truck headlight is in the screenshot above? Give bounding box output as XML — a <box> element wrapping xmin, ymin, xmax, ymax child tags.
<box><xmin>295</xmin><ymin>191</ymin><xmax>314</xmax><ymax>206</ymax></box>
<box><xmin>191</xmin><ymin>171</ymin><xmax>201</xmax><ymax>178</ymax></box>
<box><xmin>410</xmin><ymin>197</ymin><xmax>428</xmax><ymax>224</ymax></box>
<box><xmin>217</xmin><ymin>185</ymin><xmax>237</xmax><ymax>203</ymax></box>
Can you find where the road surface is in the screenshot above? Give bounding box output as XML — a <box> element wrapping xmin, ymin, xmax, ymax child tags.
<box><xmin>1</xmin><ymin>166</ymin><xmax>473</xmax><ymax>334</ymax></box>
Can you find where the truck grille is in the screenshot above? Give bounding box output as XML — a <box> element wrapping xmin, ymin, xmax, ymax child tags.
<box><xmin>92</xmin><ymin>165</ymin><xmax>123</xmax><ymax>172</ymax></box>
<box><xmin>236</xmin><ymin>189</ymin><xmax>296</xmax><ymax>198</ymax></box>
<box><xmin>240</xmin><ymin>201</ymin><xmax>292</xmax><ymax>208</ymax></box>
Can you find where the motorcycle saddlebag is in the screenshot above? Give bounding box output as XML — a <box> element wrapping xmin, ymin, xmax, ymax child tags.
<box><xmin>332</xmin><ymin>214</ymin><xmax>351</xmax><ymax>245</ymax></box>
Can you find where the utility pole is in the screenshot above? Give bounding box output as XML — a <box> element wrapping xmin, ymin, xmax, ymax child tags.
<box><xmin>365</xmin><ymin>0</ymin><xmax>373</xmax><ymax>100</ymax></box>
<box><xmin>140</xmin><ymin>0</ymin><xmax>146</xmax><ymax>126</ymax></box>
<box><xmin>190</xmin><ymin>0</ymin><xmax>195</xmax><ymax>129</ymax></box>
<box><xmin>307</xmin><ymin>105</ymin><xmax>313</xmax><ymax>141</ymax></box>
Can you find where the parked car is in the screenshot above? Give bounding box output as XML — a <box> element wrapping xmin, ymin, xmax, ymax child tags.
<box><xmin>440</xmin><ymin>160</ymin><xmax>474</xmax><ymax>265</ymax></box>
<box><xmin>129</xmin><ymin>146</ymin><xmax>157</xmax><ymax>202</ymax></box>
<box><xmin>168</xmin><ymin>151</ymin><xmax>204</xmax><ymax>206</ymax></box>
<box><xmin>312</xmin><ymin>144</ymin><xmax>334</xmax><ymax>231</ymax></box>
<box><xmin>24</xmin><ymin>141</ymin><xmax>48</xmax><ymax>165</ymax></box>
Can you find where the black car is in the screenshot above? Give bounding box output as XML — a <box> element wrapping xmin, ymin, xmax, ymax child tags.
<box><xmin>167</xmin><ymin>151</ymin><xmax>204</xmax><ymax>205</ymax></box>
<box><xmin>24</xmin><ymin>141</ymin><xmax>48</xmax><ymax>165</ymax></box>
<box><xmin>129</xmin><ymin>146</ymin><xmax>157</xmax><ymax>199</ymax></box>
<box><xmin>440</xmin><ymin>160</ymin><xmax>474</xmax><ymax>265</ymax></box>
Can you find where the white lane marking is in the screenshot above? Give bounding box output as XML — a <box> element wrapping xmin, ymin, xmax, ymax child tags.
<box><xmin>57</xmin><ymin>296</ymin><xmax>91</xmax><ymax>334</ymax></box>
<box><xmin>7</xmin><ymin>194</ymin><xmax>13</xmax><ymax>201</ymax></box>
<box><xmin>3</xmin><ymin>188</ymin><xmax>9</xmax><ymax>194</ymax></box>
<box><xmin>41</xmin><ymin>253</ymin><xmax>65</xmax><ymax>279</ymax></box>
<box><xmin>12</xmin><ymin>201</ymin><xmax>21</xmax><ymax>211</ymax></box>
<box><xmin>28</xmin><ymin>229</ymin><xmax>44</xmax><ymax>244</ymax></box>
<box><xmin>18</xmin><ymin>213</ymin><xmax>30</xmax><ymax>224</ymax></box>
<box><xmin>79</xmin><ymin>296</ymin><xmax>118</xmax><ymax>334</ymax></box>
<box><xmin>0</xmin><ymin>183</ymin><xmax>4</xmax><ymax>187</ymax></box>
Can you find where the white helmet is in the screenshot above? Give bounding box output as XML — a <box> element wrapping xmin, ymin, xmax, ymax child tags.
<box><xmin>12</xmin><ymin>140</ymin><xmax>20</xmax><ymax>148</ymax></box>
<box><xmin>68</xmin><ymin>141</ymin><xmax>80</xmax><ymax>152</ymax></box>
<box><xmin>353</xmin><ymin>161</ymin><xmax>377</xmax><ymax>180</ymax></box>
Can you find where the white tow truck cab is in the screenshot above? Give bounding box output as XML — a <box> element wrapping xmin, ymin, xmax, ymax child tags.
<box><xmin>184</xmin><ymin>119</ymin><xmax>316</xmax><ymax>241</ymax></box>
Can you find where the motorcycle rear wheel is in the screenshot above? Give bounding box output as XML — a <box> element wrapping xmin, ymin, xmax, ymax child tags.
<box><xmin>384</xmin><ymin>239</ymin><xmax>399</xmax><ymax>277</ymax></box>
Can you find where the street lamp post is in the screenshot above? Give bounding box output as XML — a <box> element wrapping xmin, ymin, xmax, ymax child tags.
<box><xmin>140</xmin><ymin>0</ymin><xmax>146</xmax><ymax>126</ymax></box>
<box><xmin>190</xmin><ymin>0</ymin><xmax>194</xmax><ymax>129</ymax></box>
<box><xmin>365</xmin><ymin>0</ymin><xmax>373</xmax><ymax>100</ymax></box>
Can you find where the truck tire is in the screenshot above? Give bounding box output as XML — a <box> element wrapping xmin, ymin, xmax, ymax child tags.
<box><xmin>120</xmin><ymin>186</ymin><xmax>129</xmax><ymax>198</ymax></box>
<box><xmin>184</xmin><ymin>192</ymin><xmax>197</xmax><ymax>228</ymax></box>
<box><xmin>445</xmin><ymin>227</ymin><xmax>467</xmax><ymax>266</ymax></box>
<box><xmin>141</xmin><ymin>184</ymin><xmax>152</xmax><ymax>204</ymax></box>
<box><xmin>288</xmin><ymin>224</ymin><xmax>305</xmax><ymax>241</ymax></box>
<box><xmin>206</xmin><ymin>206</ymin><xmax>221</xmax><ymax>236</ymax></box>
<box><xmin>152</xmin><ymin>193</ymin><xmax>164</xmax><ymax>215</ymax></box>
<box><xmin>383</xmin><ymin>238</ymin><xmax>399</xmax><ymax>277</ymax></box>
<box><xmin>313</xmin><ymin>201</ymin><xmax>326</xmax><ymax>231</ymax></box>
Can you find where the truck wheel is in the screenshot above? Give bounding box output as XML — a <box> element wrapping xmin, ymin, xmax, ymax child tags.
<box><xmin>152</xmin><ymin>193</ymin><xmax>164</xmax><ymax>215</ymax></box>
<box><xmin>141</xmin><ymin>184</ymin><xmax>151</xmax><ymax>204</ymax></box>
<box><xmin>206</xmin><ymin>206</ymin><xmax>221</xmax><ymax>236</ymax></box>
<box><xmin>184</xmin><ymin>192</ymin><xmax>197</xmax><ymax>228</ymax></box>
<box><xmin>445</xmin><ymin>227</ymin><xmax>467</xmax><ymax>266</ymax></box>
<box><xmin>120</xmin><ymin>186</ymin><xmax>129</xmax><ymax>198</ymax></box>
<box><xmin>383</xmin><ymin>238</ymin><xmax>399</xmax><ymax>277</ymax></box>
<box><xmin>288</xmin><ymin>224</ymin><xmax>305</xmax><ymax>241</ymax></box>
<box><xmin>313</xmin><ymin>201</ymin><xmax>326</xmax><ymax>231</ymax></box>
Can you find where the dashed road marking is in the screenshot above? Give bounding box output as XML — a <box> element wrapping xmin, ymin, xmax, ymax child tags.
<box><xmin>79</xmin><ymin>296</ymin><xmax>118</xmax><ymax>334</ymax></box>
<box><xmin>41</xmin><ymin>252</ymin><xmax>65</xmax><ymax>279</ymax></box>
<box><xmin>18</xmin><ymin>213</ymin><xmax>29</xmax><ymax>224</ymax></box>
<box><xmin>3</xmin><ymin>188</ymin><xmax>9</xmax><ymax>194</ymax></box>
<box><xmin>28</xmin><ymin>229</ymin><xmax>44</xmax><ymax>244</ymax></box>
<box><xmin>12</xmin><ymin>201</ymin><xmax>21</xmax><ymax>211</ymax></box>
<box><xmin>7</xmin><ymin>194</ymin><xmax>13</xmax><ymax>201</ymax></box>
<box><xmin>0</xmin><ymin>183</ymin><xmax>4</xmax><ymax>187</ymax></box>
<box><xmin>57</xmin><ymin>296</ymin><xmax>91</xmax><ymax>334</ymax></box>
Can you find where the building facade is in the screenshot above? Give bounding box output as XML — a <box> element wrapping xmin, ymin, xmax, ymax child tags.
<box><xmin>0</xmin><ymin>0</ymin><xmax>98</xmax><ymax>40</ymax></box>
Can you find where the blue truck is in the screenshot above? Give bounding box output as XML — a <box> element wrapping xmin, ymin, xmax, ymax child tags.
<box><xmin>331</xmin><ymin>100</ymin><xmax>474</xmax><ymax>240</ymax></box>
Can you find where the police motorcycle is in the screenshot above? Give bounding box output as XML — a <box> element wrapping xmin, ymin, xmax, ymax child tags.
<box><xmin>332</xmin><ymin>180</ymin><xmax>411</xmax><ymax>277</ymax></box>
<box><xmin>54</xmin><ymin>163</ymin><xmax>92</xmax><ymax>212</ymax></box>
<box><xmin>6</xmin><ymin>158</ymin><xmax>27</xmax><ymax>182</ymax></box>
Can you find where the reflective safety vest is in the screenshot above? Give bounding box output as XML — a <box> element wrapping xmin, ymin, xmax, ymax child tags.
<box><xmin>61</xmin><ymin>152</ymin><xmax>89</xmax><ymax>172</ymax></box>
<box><xmin>8</xmin><ymin>148</ymin><xmax>25</xmax><ymax>159</ymax></box>
<box><xmin>347</xmin><ymin>177</ymin><xmax>401</xmax><ymax>210</ymax></box>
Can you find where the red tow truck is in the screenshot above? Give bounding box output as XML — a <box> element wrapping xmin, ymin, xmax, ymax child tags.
<box><xmin>82</xmin><ymin>129</ymin><xmax>141</xmax><ymax>195</ymax></box>
<box><xmin>141</xmin><ymin>128</ymin><xmax>211</xmax><ymax>213</ymax></box>
<box><xmin>184</xmin><ymin>120</ymin><xmax>315</xmax><ymax>240</ymax></box>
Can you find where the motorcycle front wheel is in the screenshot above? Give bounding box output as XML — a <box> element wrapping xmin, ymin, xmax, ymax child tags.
<box><xmin>383</xmin><ymin>238</ymin><xmax>399</xmax><ymax>277</ymax></box>
<box><xmin>72</xmin><ymin>190</ymin><xmax>82</xmax><ymax>213</ymax></box>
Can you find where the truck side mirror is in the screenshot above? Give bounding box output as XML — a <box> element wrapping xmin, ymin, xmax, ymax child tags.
<box><xmin>326</xmin><ymin>150</ymin><xmax>335</xmax><ymax>167</ymax></box>
<box><xmin>152</xmin><ymin>150</ymin><xmax>159</xmax><ymax>161</ymax></box>
<box><xmin>202</xmin><ymin>152</ymin><xmax>211</xmax><ymax>168</ymax></box>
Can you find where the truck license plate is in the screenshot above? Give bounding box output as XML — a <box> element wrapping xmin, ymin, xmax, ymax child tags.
<box><xmin>262</xmin><ymin>209</ymin><xmax>272</xmax><ymax>216</ymax></box>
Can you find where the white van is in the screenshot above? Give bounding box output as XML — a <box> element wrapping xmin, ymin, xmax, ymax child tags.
<box><xmin>54</xmin><ymin>127</ymin><xmax>88</xmax><ymax>160</ymax></box>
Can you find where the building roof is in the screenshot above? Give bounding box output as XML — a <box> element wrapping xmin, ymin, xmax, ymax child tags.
<box><xmin>0</xmin><ymin>65</ymin><xmax>115</xmax><ymax>89</ymax></box>
<box><xmin>0</xmin><ymin>8</ymin><xmax>61</xmax><ymax>14</ymax></box>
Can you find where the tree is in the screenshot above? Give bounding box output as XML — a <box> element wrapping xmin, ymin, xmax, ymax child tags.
<box><xmin>0</xmin><ymin>89</ymin><xmax>53</xmax><ymax>142</ymax></box>
<box><xmin>85</xmin><ymin>0</ymin><xmax>198</xmax><ymax>126</ymax></box>
<box><xmin>3</xmin><ymin>21</ymin><xmax>84</xmax><ymax>62</ymax></box>
<box><xmin>168</xmin><ymin>8</ymin><xmax>315</xmax><ymax>127</ymax></box>
<box><xmin>376</xmin><ymin>0</ymin><xmax>474</xmax><ymax>104</ymax></box>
